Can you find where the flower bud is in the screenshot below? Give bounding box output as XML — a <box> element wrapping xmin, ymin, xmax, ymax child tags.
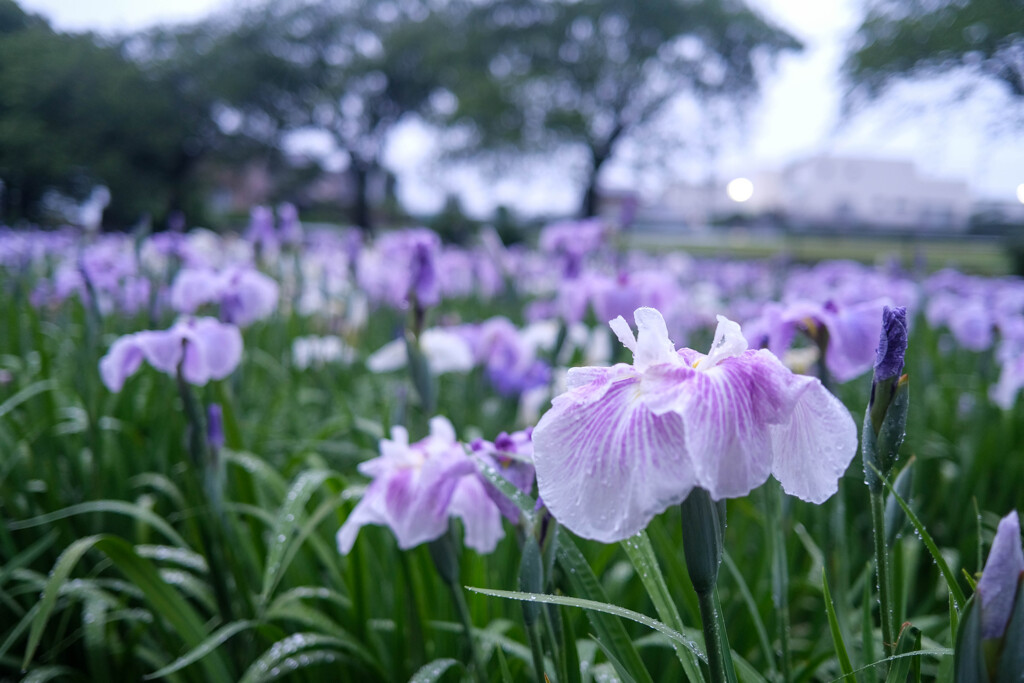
<box><xmin>207</xmin><ymin>403</ymin><xmax>225</xmax><ymax>453</ymax></box>
<box><xmin>869</xmin><ymin>306</ymin><xmax>908</xmax><ymax>434</ymax></box>
<box><xmin>863</xmin><ymin>306</ymin><xmax>909</xmax><ymax>492</ymax></box>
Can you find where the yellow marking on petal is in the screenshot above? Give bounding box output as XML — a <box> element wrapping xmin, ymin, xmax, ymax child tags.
<box><xmin>691</xmin><ymin>359</ymin><xmax>701</xmax><ymax>369</ymax></box>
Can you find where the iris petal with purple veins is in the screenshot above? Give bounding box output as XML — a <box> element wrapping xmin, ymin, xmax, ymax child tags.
<box><xmin>533</xmin><ymin>307</ymin><xmax>858</xmax><ymax>543</ymax></box>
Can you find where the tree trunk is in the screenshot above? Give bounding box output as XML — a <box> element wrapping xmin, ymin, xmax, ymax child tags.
<box><xmin>351</xmin><ymin>161</ymin><xmax>373</xmax><ymax>234</ymax></box>
<box><xmin>580</xmin><ymin>152</ymin><xmax>607</xmax><ymax>219</ymax></box>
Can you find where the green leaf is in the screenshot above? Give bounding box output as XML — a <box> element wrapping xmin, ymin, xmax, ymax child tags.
<box><xmin>259</xmin><ymin>469</ymin><xmax>334</xmax><ymax>605</ymax></box>
<box><xmin>8</xmin><ymin>500</ymin><xmax>189</xmax><ymax>548</ymax></box>
<box><xmin>875</xmin><ymin>464</ymin><xmax>967</xmax><ymax>608</ymax></box>
<box><xmin>824</xmin><ymin>568</ymin><xmax>856</xmax><ymax>682</ymax></box>
<box><xmin>21</xmin><ymin>665</ymin><xmax>79</xmax><ymax>683</ymax></box>
<box><xmin>143</xmin><ymin>620</ymin><xmax>258</xmax><ymax>679</ymax></box>
<box><xmin>466</xmin><ymin>586</ymin><xmax>693</xmax><ymax>655</ymax></box>
<box><xmin>0</xmin><ymin>378</ymin><xmax>56</xmax><ymax>419</ymax></box>
<box><xmin>408</xmin><ymin>657</ymin><xmax>460</xmax><ymax>682</ymax></box>
<box><xmin>23</xmin><ymin>535</ymin><xmax>105</xmax><ymax>669</ymax></box>
<box><xmin>555</xmin><ymin>532</ymin><xmax>656</xmax><ymax>683</ymax></box>
<box><xmin>884</xmin><ymin>625</ymin><xmax>921</xmax><ymax>683</ymax></box>
<box><xmin>995</xmin><ymin>585</ymin><xmax>1024</xmax><ymax>683</ymax></box>
<box><xmin>239</xmin><ymin>633</ymin><xmax>356</xmax><ymax>683</ymax></box>
<box><xmin>23</xmin><ymin>534</ymin><xmax>234</xmax><ymax>680</ymax></box>
<box><xmin>723</xmin><ymin>552</ymin><xmax>774</xmax><ymax>675</ymax></box>
<box><xmin>593</xmin><ymin>636</ymin><xmax>640</xmax><ymax>683</ymax></box>
<box><xmin>620</xmin><ymin>531</ymin><xmax>705</xmax><ymax>680</ymax></box>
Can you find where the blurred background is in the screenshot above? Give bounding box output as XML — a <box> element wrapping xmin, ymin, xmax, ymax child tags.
<box><xmin>2</xmin><ymin>0</ymin><xmax>1023</xmax><ymax>263</ymax></box>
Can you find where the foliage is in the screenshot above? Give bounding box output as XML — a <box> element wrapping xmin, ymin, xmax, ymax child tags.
<box><xmin>844</xmin><ymin>0</ymin><xmax>1024</xmax><ymax>107</ymax></box>
<box><xmin>0</xmin><ymin>2</ymin><xmax>202</xmax><ymax>226</ymax></box>
<box><xmin>436</xmin><ymin>0</ymin><xmax>802</xmax><ymax>216</ymax></box>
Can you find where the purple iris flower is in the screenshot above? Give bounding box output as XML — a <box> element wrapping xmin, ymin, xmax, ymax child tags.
<box><xmin>277</xmin><ymin>202</ymin><xmax>303</xmax><ymax>246</ymax></box>
<box><xmin>470</xmin><ymin>429</ymin><xmax>536</xmax><ymax>522</ymax></box>
<box><xmin>745</xmin><ymin>298</ymin><xmax>890</xmax><ymax>382</ymax></box>
<box><xmin>480</xmin><ymin>319</ymin><xmax>551</xmax><ymax>396</ymax></box>
<box><xmin>532</xmin><ymin>307</ymin><xmax>857</xmax><ymax>543</ymax></box>
<box><xmin>357</xmin><ymin>229</ymin><xmax>441</xmax><ymax>309</ymax></box>
<box><xmin>246</xmin><ymin>206</ymin><xmax>278</xmax><ymax>252</ymax></box>
<box><xmin>539</xmin><ymin>218</ymin><xmax>607</xmax><ymax>278</ymax></box>
<box><xmin>170</xmin><ymin>266</ymin><xmax>279</xmax><ymax>327</ymax></box>
<box><xmin>99</xmin><ymin>317</ymin><xmax>243</xmax><ymax>392</ymax></box>
<box><xmin>992</xmin><ymin>337</ymin><xmax>1024</xmax><ymax>409</ymax></box>
<box><xmin>977</xmin><ymin>511</ymin><xmax>1024</xmax><ymax>639</ymax></box>
<box><xmin>337</xmin><ymin>417</ymin><xmax>506</xmax><ymax>554</ymax></box>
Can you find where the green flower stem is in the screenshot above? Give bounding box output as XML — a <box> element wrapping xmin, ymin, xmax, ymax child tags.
<box><xmin>870</xmin><ymin>489</ymin><xmax>896</xmax><ymax>660</ymax></box>
<box><xmin>766</xmin><ymin>482</ymin><xmax>792</xmax><ymax>681</ymax></box>
<box><xmin>525</xmin><ymin>614</ymin><xmax>547</xmax><ymax>683</ymax></box>
<box><xmin>697</xmin><ymin>586</ymin><xmax>739</xmax><ymax>683</ymax></box>
<box><xmin>449</xmin><ymin>578</ymin><xmax>487</xmax><ymax>683</ymax></box>
<box><xmin>429</xmin><ymin>528</ymin><xmax>486</xmax><ymax>683</ymax></box>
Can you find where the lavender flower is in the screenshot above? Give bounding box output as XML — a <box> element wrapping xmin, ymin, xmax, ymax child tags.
<box><xmin>170</xmin><ymin>266</ymin><xmax>279</xmax><ymax>327</ymax></box>
<box><xmin>337</xmin><ymin>417</ymin><xmax>505</xmax><ymax>554</ymax></box>
<box><xmin>746</xmin><ymin>298</ymin><xmax>891</xmax><ymax>382</ymax></box>
<box><xmin>470</xmin><ymin>429</ymin><xmax>536</xmax><ymax>522</ymax></box>
<box><xmin>99</xmin><ymin>317</ymin><xmax>243</xmax><ymax>392</ymax></box>
<box><xmin>532</xmin><ymin>307</ymin><xmax>857</xmax><ymax>543</ymax></box>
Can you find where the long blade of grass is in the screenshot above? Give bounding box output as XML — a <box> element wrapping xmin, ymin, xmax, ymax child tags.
<box><xmin>823</xmin><ymin>568</ymin><xmax>856</xmax><ymax>682</ymax></box>
<box><xmin>259</xmin><ymin>469</ymin><xmax>334</xmax><ymax>605</ymax></box>
<box><xmin>23</xmin><ymin>535</ymin><xmax>104</xmax><ymax>669</ymax></box>
<box><xmin>409</xmin><ymin>658</ymin><xmax>462</xmax><ymax>682</ymax></box>
<box><xmin>238</xmin><ymin>633</ymin><xmax>357</xmax><ymax>683</ymax></box>
<box><xmin>883</xmin><ymin>626</ymin><xmax>920</xmax><ymax>683</ymax></box>
<box><xmin>466</xmin><ymin>586</ymin><xmax>700</xmax><ymax>661</ymax></box>
<box><xmin>620</xmin><ymin>531</ymin><xmax>704</xmax><ymax>681</ymax></box>
<box><xmin>143</xmin><ymin>619</ymin><xmax>258</xmax><ymax>679</ymax></box>
<box><xmin>875</xmin><ymin>466</ymin><xmax>966</xmax><ymax>608</ymax></box>
<box><xmin>723</xmin><ymin>551</ymin><xmax>774</xmax><ymax>675</ymax></box>
<box><xmin>0</xmin><ymin>379</ymin><xmax>56</xmax><ymax>419</ymax></box>
<box><xmin>8</xmin><ymin>500</ymin><xmax>188</xmax><ymax>547</ymax></box>
<box><xmin>555</xmin><ymin>532</ymin><xmax>656</xmax><ymax>683</ymax></box>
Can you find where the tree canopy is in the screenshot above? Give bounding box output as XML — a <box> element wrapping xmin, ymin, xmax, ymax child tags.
<box><xmin>436</xmin><ymin>0</ymin><xmax>801</xmax><ymax>216</ymax></box>
<box><xmin>845</xmin><ymin>0</ymin><xmax>1024</xmax><ymax>105</ymax></box>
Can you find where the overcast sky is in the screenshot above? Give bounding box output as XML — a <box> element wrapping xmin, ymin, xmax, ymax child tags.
<box><xmin>19</xmin><ymin>0</ymin><xmax>1024</xmax><ymax>215</ymax></box>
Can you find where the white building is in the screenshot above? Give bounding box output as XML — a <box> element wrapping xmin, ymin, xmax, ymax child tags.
<box><xmin>660</xmin><ymin>155</ymin><xmax>975</xmax><ymax>231</ymax></box>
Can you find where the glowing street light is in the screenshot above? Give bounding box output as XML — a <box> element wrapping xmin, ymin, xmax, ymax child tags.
<box><xmin>727</xmin><ymin>177</ymin><xmax>754</xmax><ymax>203</ymax></box>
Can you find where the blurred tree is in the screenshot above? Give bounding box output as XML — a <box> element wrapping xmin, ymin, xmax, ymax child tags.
<box><xmin>191</xmin><ymin>0</ymin><xmax>447</xmax><ymax>232</ymax></box>
<box><xmin>0</xmin><ymin>1</ymin><xmax>195</xmax><ymax>225</ymax></box>
<box><xmin>435</xmin><ymin>0</ymin><xmax>801</xmax><ymax>217</ymax></box>
<box><xmin>845</xmin><ymin>0</ymin><xmax>1024</xmax><ymax>106</ymax></box>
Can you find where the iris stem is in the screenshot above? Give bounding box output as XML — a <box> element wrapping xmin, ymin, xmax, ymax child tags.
<box><xmin>697</xmin><ymin>586</ymin><xmax>739</xmax><ymax>683</ymax></box>
<box><xmin>449</xmin><ymin>579</ymin><xmax>487</xmax><ymax>683</ymax></box>
<box><xmin>766</xmin><ymin>482</ymin><xmax>792</xmax><ymax>681</ymax></box>
<box><xmin>525</xmin><ymin>615</ymin><xmax>547</xmax><ymax>683</ymax></box>
<box><xmin>430</xmin><ymin>528</ymin><xmax>487</xmax><ymax>683</ymax></box>
<box><xmin>696</xmin><ymin>585</ymin><xmax>737</xmax><ymax>683</ymax></box>
<box><xmin>870</xmin><ymin>489</ymin><xmax>896</xmax><ymax>660</ymax></box>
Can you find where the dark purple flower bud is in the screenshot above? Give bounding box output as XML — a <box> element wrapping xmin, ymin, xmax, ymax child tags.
<box><xmin>207</xmin><ymin>403</ymin><xmax>225</xmax><ymax>452</ymax></box>
<box><xmin>874</xmin><ymin>306</ymin><xmax>908</xmax><ymax>383</ymax></box>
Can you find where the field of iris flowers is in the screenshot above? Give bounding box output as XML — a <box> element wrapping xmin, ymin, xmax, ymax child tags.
<box><xmin>2</xmin><ymin>209</ymin><xmax>1024</xmax><ymax>682</ymax></box>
